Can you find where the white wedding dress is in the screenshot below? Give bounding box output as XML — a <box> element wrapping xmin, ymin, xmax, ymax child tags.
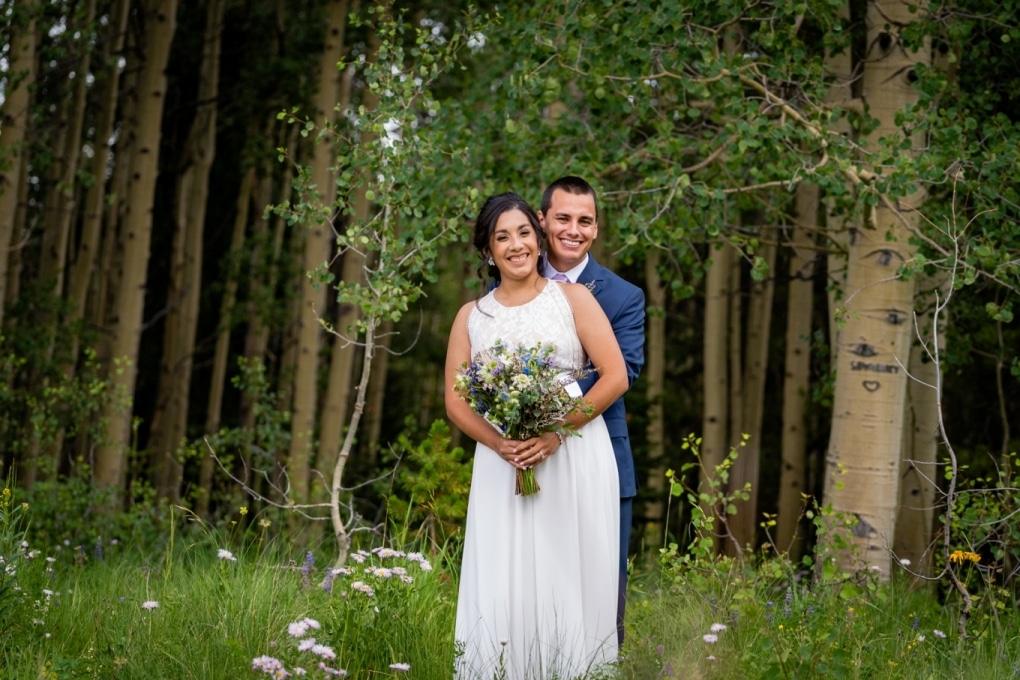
<box><xmin>455</xmin><ymin>282</ymin><xmax>620</xmax><ymax>680</ymax></box>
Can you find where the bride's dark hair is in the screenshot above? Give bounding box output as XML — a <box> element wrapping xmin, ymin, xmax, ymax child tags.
<box><xmin>473</xmin><ymin>192</ymin><xmax>547</xmax><ymax>284</ymax></box>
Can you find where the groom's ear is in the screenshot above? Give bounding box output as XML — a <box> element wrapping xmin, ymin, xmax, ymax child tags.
<box><xmin>537</xmin><ymin>210</ymin><xmax>546</xmax><ymax>228</ymax></box>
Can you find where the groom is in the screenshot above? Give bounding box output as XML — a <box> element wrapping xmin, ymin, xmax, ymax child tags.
<box><xmin>539</xmin><ymin>176</ymin><xmax>645</xmax><ymax>647</ymax></box>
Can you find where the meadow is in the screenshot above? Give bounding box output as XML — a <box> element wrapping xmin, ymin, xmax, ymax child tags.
<box><xmin>1</xmin><ymin>484</ymin><xmax>1016</xmax><ymax>680</ymax></box>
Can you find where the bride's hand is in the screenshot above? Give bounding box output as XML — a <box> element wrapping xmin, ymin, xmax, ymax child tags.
<box><xmin>492</xmin><ymin>438</ymin><xmax>528</xmax><ymax>468</ymax></box>
<box><xmin>513</xmin><ymin>432</ymin><xmax>562</xmax><ymax>469</ymax></box>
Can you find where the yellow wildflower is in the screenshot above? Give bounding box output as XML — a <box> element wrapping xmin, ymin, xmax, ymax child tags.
<box><xmin>949</xmin><ymin>550</ymin><xmax>980</xmax><ymax>564</ymax></box>
<box><xmin>239</xmin><ymin>505</ymin><xmax>248</xmax><ymax>516</ymax></box>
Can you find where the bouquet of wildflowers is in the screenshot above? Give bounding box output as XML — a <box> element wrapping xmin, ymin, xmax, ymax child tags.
<box><xmin>454</xmin><ymin>341</ymin><xmax>590</xmax><ymax>496</ymax></box>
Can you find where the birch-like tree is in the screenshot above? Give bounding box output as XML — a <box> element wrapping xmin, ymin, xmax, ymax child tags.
<box><xmin>0</xmin><ymin>0</ymin><xmax>39</xmax><ymax>329</ymax></box>
<box><xmin>95</xmin><ymin>0</ymin><xmax>179</xmax><ymax>493</ymax></box>
<box><xmin>823</xmin><ymin>0</ymin><xmax>931</xmax><ymax>575</ymax></box>
<box><xmin>148</xmin><ymin>0</ymin><xmax>226</xmax><ymax>500</ymax></box>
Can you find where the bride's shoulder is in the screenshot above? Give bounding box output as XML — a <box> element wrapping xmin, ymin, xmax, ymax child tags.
<box><xmin>559</xmin><ymin>281</ymin><xmax>595</xmax><ymax>301</ymax></box>
<box><xmin>453</xmin><ymin>299</ymin><xmax>477</xmax><ymax>324</ymax></box>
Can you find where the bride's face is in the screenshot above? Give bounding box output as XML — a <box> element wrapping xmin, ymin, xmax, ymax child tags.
<box><xmin>489</xmin><ymin>209</ymin><xmax>540</xmax><ymax>279</ymax></box>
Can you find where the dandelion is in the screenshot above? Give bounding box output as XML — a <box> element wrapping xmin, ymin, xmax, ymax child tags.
<box><xmin>217</xmin><ymin>549</ymin><xmax>237</xmax><ymax>562</ymax></box>
<box><xmin>710</xmin><ymin>623</ymin><xmax>727</xmax><ymax>633</ymax></box>
<box><xmin>141</xmin><ymin>600</ymin><xmax>159</xmax><ymax>611</ymax></box>
<box><xmin>390</xmin><ymin>662</ymin><xmax>411</xmax><ymax>672</ymax></box>
<box><xmin>702</xmin><ymin>634</ymin><xmax>718</xmax><ymax>643</ymax></box>
<box><xmin>934</xmin><ymin>629</ymin><xmax>946</xmax><ymax>639</ymax></box>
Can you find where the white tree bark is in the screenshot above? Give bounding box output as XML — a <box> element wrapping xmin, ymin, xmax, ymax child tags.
<box><xmin>823</xmin><ymin>0</ymin><xmax>930</xmax><ymax>575</ymax></box>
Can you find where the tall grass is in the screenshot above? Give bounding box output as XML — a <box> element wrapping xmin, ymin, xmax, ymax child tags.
<box><xmin>2</xmin><ymin>483</ymin><xmax>1017</xmax><ymax>680</ymax></box>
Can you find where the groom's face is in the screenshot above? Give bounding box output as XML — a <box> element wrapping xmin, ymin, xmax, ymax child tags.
<box><xmin>539</xmin><ymin>189</ymin><xmax>598</xmax><ymax>273</ymax></box>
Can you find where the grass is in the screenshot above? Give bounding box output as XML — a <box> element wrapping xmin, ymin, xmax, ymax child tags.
<box><xmin>2</xmin><ymin>492</ymin><xmax>1018</xmax><ymax>679</ymax></box>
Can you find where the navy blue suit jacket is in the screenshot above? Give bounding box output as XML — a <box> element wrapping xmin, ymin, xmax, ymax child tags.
<box><xmin>574</xmin><ymin>256</ymin><xmax>645</xmax><ymax>499</ymax></box>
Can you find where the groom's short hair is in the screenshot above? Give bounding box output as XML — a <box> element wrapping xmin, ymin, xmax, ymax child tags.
<box><xmin>541</xmin><ymin>176</ymin><xmax>600</xmax><ymax>221</ymax></box>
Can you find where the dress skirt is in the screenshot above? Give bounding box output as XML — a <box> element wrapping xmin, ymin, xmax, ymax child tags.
<box><xmin>454</xmin><ymin>415</ymin><xmax>620</xmax><ymax>680</ymax></box>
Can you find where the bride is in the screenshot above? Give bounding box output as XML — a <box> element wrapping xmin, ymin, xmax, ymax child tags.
<box><xmin>445</xmin><ymin>192</ymin><xmax>627</xmax><ymax>679</ymax></box>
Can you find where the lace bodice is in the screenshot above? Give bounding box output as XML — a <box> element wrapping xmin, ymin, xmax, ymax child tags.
<box><xmin>467</xmin><ymin>282</ymin><xmax>586</xmax><ymax>371</ymax></box>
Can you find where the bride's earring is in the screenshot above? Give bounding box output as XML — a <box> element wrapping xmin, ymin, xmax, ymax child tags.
<box><xmin>487</xmin><ymin>257</ymin><xmax>494</xmax><ymax>266</ymax></box>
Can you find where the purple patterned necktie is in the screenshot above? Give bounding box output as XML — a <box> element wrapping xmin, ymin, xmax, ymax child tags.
<box><xmin>551</xmin><ymin>272</ymin><xmax>569</xmax><ymax>282</ymax></box>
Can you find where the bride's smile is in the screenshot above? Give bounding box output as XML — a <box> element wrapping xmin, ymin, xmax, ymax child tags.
<box><xmin>489</xmin><ymin>208</ymin><xmax>539</xmax><ymax>278</ymax></box>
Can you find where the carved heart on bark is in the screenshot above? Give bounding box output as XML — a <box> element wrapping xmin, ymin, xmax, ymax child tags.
<box><xmin>862</xmin><ymin>380</ymin><xmax>881</xmax><ymax>392</ymax></box>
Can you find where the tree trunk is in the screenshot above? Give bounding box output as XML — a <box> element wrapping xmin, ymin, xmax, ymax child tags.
<box><xmin>642</xmin><ymin>249</ymin><xmax>667</xmax><ymax>543</ymax></box>
<box><xmin>894</xmin><ymin>279</ymin><xmax>944</xmax><ymax>577</ymax></box>
<box><xmin>4</xmin><ymin>152</ymin><xmax>30</xmax><ymax>316</ymax></box>
<box><xmin>196</xmin><ymin>165</ymin><xmax>255</xmax><ymax>515</ymax></box>
<box><xmin>701</xmin><ymin>241</ymin><xmax>732</xmax><ymax>553</ymax></box>
<box><xmin>0</xmin><ymin>0</ymin><xmax>38</xmax><ymax>329</ymax></box>
<box><xmin>823</xmin><ymin>0</ymin><xmax>929</xmax><ymax>575</ymax></box>
<box><xmin>727</xmin><ymin>254</ymin><xmax>743</xmax><ymax>450</ymax></box>
<box><xmin>361</xmin><ymin>319</ymin><xmax>393</xmax><ymax>466</ymax></box>
<box><xmin>239</xmin><ymin>123</ymin><xmax>290</xmax><ymax>431</ymax></box>
<box><xmin>777</xmin><ymin>183</ymin><xmax>819</xmax><ymax>559</ymax></box>
<box><xmin>318</xmin><ymin>36</ymin><xmax>373</xmax><ymax>485</ymax></box>
<box><xmin>68</xmin><ymin>0</ymin><xmax>130</xmax><ymax>328</ymax></box>
<box><xmin>91</xmin><ymin>17</ymin><xmax>140</xmax><ymax>361</ymax></box>
<box><xmin>729</xmin><ymin>241</ymin><xmax>777</xmax><ymax>553</ymax></box>
<box><xmin>94</xmin><ymin>0</ymin><xmax>179</xmax><ymax>494</ymax></box>
<box><xmin>288</xmin><ymin>0</ymin><xmax>350</xmax><ymax>512</ymax></box>
<box><xmin>30</xmin><ymin>0</ymin><xmax>99</xmax><ymax>481</ymax></box>
<box><xmin>149</xmin><ymin>0</ymin><xmax>226</xmax><ymax>501</ymax></box>
<box><xmin>824</xmin><ymin>1</ymin><xmax>855</xmax><ymax>366</ymax></box>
